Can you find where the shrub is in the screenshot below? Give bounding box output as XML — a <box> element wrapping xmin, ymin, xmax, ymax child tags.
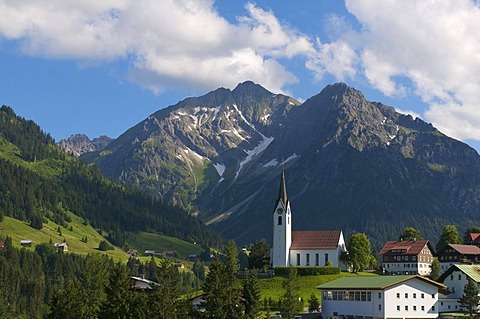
<box><xmin>274</xmin><ymin>266</ymin><xmax>340</xmax><ymax>277</ymax></box>
<box><xmin>98</xmin><ymin>240</ymin><xmax>114</xmax><ymax>251</ymax></box>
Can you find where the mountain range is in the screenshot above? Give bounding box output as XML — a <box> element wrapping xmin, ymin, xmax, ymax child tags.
<box><xmin>76</xmin><ymin>82</ymin><xmax>480</xmax><ymax>247</ymax></box>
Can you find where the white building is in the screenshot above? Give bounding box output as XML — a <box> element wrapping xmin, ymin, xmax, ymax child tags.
<box><xmin>271</xmin><ymin>169</ymin><xmax>346</xmax><ymax>268</ymax></box>
<box><xmin>379</xmin><ymin>239</ymin><xmax>434</xmax><ymax>276</ymax></box>
<box><xmin>317</xmin><ymin>275</ymin><xmax>449</xmax><ymax>319</ymax></box>
<box><xmin>437</xmin><ymin>264</ymin><xmax>480</xmax><ymax>313</ymax></box>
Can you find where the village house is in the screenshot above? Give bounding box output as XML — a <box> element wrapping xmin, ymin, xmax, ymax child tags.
<box><xmin>317</xmin><ymin>275</ymin><xmax>448</xmax><ymax>319</ymax></box>
<box><xmin>20</xmin><ymin>240</ymin><xmax>32</xmax><ymax>247</ymax></box>
<box><xmin>54</xmin><ymin>242</ymin><xmax>68</xmax><ymax>253</ymax></box>
<box><xmin>437</xmin><ymin>264</ymin><xmax>480</xmax><ymax>313</ymax></box>
<box><xmin>379</xmin><ymin>239</ymin><xmax>434</xmax><ymax>276</ymax></box>
<box><xmin>436</xmin><ymin>244</ymin><xmax>480</xmax><ymax>274</ymax></box>
<box><xmin>130</xmin><ymin>276</ymin><xmax>159</xmax><ymax>290</ymax></box>
<box><xmin>464</xmin><ymin>233</ymin><xmax>480</xmax><ymax>247</ymax></box>
<box><xmin>271</xmin><ymin>170</ymin><xmax>347</xmax><ymax>268</ymax></box>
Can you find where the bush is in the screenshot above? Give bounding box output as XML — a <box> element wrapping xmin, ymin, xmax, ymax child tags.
<box><xmin>274</xmin><ymin>266</ymin><xmax>340</xmax><ymax>277</ymax></box>
<box><xmin>98</xmin><ymin>240</ymin><xmax>114</xmax><ymax>251</ymax></box>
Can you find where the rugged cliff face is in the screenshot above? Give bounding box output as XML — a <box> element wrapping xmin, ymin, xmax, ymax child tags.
<box><xmin>58</xmin><ymin>134</ymin><xmax>112</xmax><ymax>157</ymax></box>
<box><xmin>84</xmin><ymin>82</ymin><xmax>480</xmax><ymax>246</ymax></box>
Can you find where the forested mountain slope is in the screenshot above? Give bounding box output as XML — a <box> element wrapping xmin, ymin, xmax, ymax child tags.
<box><xmin>0</xmin><ymin>105</ymin><xmax>221</xmax><ymax>247</ymax></box>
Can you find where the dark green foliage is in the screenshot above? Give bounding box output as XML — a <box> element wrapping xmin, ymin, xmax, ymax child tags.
<box><xmin>248</xmin><ymin>238</ymin><xmax>270</xmax><ymax>270</ymax></box>
<box><xmin>308</xmin><ymin>293</ymin><xmax>320</xmax><ymax>313</ymax></box>
<box><xmin>399</xmin><ymin>227</ymin><xmax>423</xmax><ymax>240</ymax></box>
<box><xmin>149</xmin><ymin>260</ymin><xmax>181</xmax><ymax>319</ymax></box>
<box><xmin>430</xmin><ymin>258</ymin><xmax>440</xmax><ymax>280</ymax></box>
<box><xmin>459</xmin><ymin>278</ymin><xmax>480</xmax><ymax>317</ymax></box>
<box><xmin>436</xmin><ymin>224</ymin><xmax>462</xmax><ymax>252</ymax></box>
<box><xmin>343</xmin><ymin>233</ymin><xmax>375</xmax><ymax>273</ymax></box>
<box><xmin>99</xmin><ymin>262</ymin><xmax>133</xmax><ymax>319</ymax></box>
<box><xmin>202</xmin><ymin>257</ymin><xmax>226</xmax><ymax>318</ymax></box>
<box><xmin>98</xmin><ymin>240</ymin><xmax>114</xmax><ymax>251</ymax></box>
<box><xmin>281</xmin><ymin>267</ymin><xmax>302</xmax><ymax>319</ymax></box>
<box><xmin>274</xmin><ymin>266</ymin><xmax>340</xmax><ymax>276</ymax></box>
<box><xmin>192</xmin><ymin>259</ymin><xmax>206</xmax><ymax>282</ymax></box>
<box><xmin>242</xmin><ymin>269</ymin><xmax>261</xmax><ymax>319</ymax></box>
<box><xmin>47</xmin><ymin>279</ymin><xmax>86</xmax><ymax>319</ymax></box>
<box><xmin>0</xmin><ymin>106</ymin><xmax>221</xmax><ymax>249</ymax></box>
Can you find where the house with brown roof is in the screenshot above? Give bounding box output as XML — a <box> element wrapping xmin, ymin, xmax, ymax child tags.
<box><xmin>465</xmin><ymin>233</ymin><xmax>480</xmax><ymax>246</ymax></box>
<box><xmin>436</xmin><ymin>243</ymin><xmax>480</xmax><ymax>273</ymax></box>
<box><xmin>379</xmin><ymin>239</ymin><xmax>434</xmax><ymax>276</ymax></box>
<box><xmin>271</xmin><ymin>169</ymin><xmax>346</xmax><ymax>268</ymax></box>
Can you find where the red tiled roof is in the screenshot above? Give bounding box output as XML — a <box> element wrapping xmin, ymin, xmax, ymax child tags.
<box><xmin>290</xmin><ymin>230</ymin><xmax>342</xmax><ymax>250</ymax></box>
<box><xmin>379</xmin><ymin>240</ymin><xmax>430</xmax><ymax>256</ymax></box>
<box><xmin>446</xmin><ymin>244</ymin><xmax>480</xmax><ymax>255</ymax></box>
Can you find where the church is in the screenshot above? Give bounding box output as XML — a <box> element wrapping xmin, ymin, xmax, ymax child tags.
<box><xmin>271</xmin><ymin>169</ymin><xmax>347</xmax><ymax>268</ymax></box>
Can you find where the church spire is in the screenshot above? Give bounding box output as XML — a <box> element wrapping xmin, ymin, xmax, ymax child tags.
<box><xmin>278</xmin><ymin>166</ymin><xmax>288</xmax><ymax>207</ymax></box>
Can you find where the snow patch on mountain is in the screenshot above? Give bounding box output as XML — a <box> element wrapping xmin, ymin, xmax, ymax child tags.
<box><xmin>263</xmin><ymin>159</ymin><xmax>278</xmax><ymax>167</ymax></box>
<box><xmin>235</xmin><ymin>134</ymin><xmax>274</xmax><ymax>178</ymax></box>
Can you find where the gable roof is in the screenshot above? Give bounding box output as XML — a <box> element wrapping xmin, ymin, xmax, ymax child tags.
<box><xmin>438</xmin><ymin>264</ymin><xmax>480</xmax><ymax>283</ymax></box>
<box><xmin>316</xmin><ymin>275</ymin><xmax>448</xmax><ymax>294</ymax></box>
<box><xmin>470</xmin><ymin>233</ymin><xmax>480</xmax><ymax>244</ymax></box>
<box><xmin>437</xmin><ymin>244</ymin><xmax>480</xmax><ymax>256</ymax></box>
<box><xmin>291</xmin><ymin>230</ymin><xmax>342</xmax><ymax>250</ymax></box>
<box><xmin>379</xmin><ymin>240</ymin><xmax>432</xmax><ymax>256</ymax></box>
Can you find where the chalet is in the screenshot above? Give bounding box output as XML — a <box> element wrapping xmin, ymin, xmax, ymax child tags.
<box><xmin>164</xmin><ymin>251</ymin><xmax>175</xmax><ymax>258</ymax></box>
<box><xmin>437</xmin><ymin>264</ymin><xmax>480</xmax><ymax>313</ymax></box>
<box><xmin>20</xmin><ymin>240</ymin><xmax>32</xmax><ymax>247</ymax></box>
<box><xmin>464</xmin><ymin>233</ymin><xmax>480</xmax><ymax>247</ymax></box>
<box><xmin>436</xmin><ymin>244</ymin><xmax>480</xmax><ymax>273</ymax></box>
<box><xmin>54</xmin><ymin>242</ymin><xmax>68</xmax><ymax>253</ymax></box>
<box><xmin>271</xmin><ymin>170</ymin><xmax>347</xmax><ymax>268</ymax></box>
<box><xmin>130</xmin><ymin>276</ymin><xmax>159</xmax><ymax>290</ymax></box>
<box><xmin>144</xmin><ymin>250</ymin><xmax>155</xmax><ymax>256</ymax></box>
<box><xmin>127</xmin><ymin>249</ymin><xmax>138</xmax><ymax>256</ymax></box>
<box><xmin>379</xmin><ymin>239</ymin><xmax>434</xmax><ymax>276</ymax></box>
<box><xmin>317</xmin><ymin>275</ymin><xmax>448</xmax><ymax>319</ymax></box>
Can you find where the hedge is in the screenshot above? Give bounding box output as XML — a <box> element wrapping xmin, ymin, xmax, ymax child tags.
<box><xmin>274</xmin><ymin>266</ymin><xmax>340</xmax><ymax>276</ymax></box>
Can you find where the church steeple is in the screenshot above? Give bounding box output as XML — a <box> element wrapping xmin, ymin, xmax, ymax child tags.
<box><xmin>278</xmin><ymin>168</ymin><xmax>288</xmax><ymax>207</ymax></box>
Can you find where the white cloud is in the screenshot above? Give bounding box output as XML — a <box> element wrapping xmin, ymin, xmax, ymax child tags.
<box><xmin>307</xmin><ymin>0</ymin><xmax>480</xmax><ymax>142</ymax></box>
<box><xmin>0</xmin><ymin>0</ymin><xmax>313</xmax><ymax>94</ymax></box>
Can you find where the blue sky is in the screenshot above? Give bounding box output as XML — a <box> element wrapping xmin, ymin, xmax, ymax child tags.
<box><xmin>0</xmin><ymin>0</ymin><xmax>479</xmax><ymax>152</ymax></box>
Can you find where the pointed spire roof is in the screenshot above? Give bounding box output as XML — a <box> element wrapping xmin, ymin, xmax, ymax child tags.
<box><xmin>278</xmin><ymin>167</ymin><xmax>288</xmax><ymax>207</ymax></box>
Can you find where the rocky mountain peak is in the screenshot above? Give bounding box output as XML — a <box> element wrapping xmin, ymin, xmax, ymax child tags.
<box><xmin>58</xmin><ymin>134</ymin><xmax>112</xmax><ymax>157</ymax></box>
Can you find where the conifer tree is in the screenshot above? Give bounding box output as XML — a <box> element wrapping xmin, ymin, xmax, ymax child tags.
<box><xmin>47</xmin><ymin>279</ymin><xmax>86</xmax><ymax>319</ymax></box>
<box><xmin>81</xmin><ymin>254</ymin><xmax>110</xmax><ymax>318</ymax></box>
<box><xmin>243</xmin><ymin>269</ymin><xmax>261</xmax><ymax>318</ymax></box>
<box><xmin>459</xmin><ymin>278</ymin><xmax>480</xmax><ymax>317</ymax></box>
<box><xmin>281</xmin><ymin>267</ymin><xmax>302</xmax><ymax>319</ymax></box>
<box><xmin>149</xmin><ymin>260</ymin><xmax>181</xmax><ymax>319</ymax></box>
<box><xmin>202</xmin><ymin>257</ymin><xmax>227</xmax><ymax>318</ymax></box>
<box><xmin>223</xmin><ymin>240</ymin><xmax>243</xmax><ymax>318</ymax></box>
<box><xmin>99</xmin><ymin>262</ymin><xmax>133</xmax><ymax>319</ymax></box>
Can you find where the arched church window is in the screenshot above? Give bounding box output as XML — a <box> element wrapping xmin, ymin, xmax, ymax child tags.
<box><xmin>278</xmin><ymin>216</ymin><xmax>282</xmax><ymax>225</ymax></box>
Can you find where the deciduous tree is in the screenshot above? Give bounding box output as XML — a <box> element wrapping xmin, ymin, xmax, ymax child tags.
<box><xmin>436</xmin><ymin>224</ymin><xmax>462</xmax><ymax>252</ymax></box>
<box><xmin>248</xmin><ymin>238</ymin><xmax>270</xmax><ymax>270</ymax></box>
<box><xmin>399</xmin><ymin>227</ymin><xmax>423</xmax><ymax>241</ymax></box>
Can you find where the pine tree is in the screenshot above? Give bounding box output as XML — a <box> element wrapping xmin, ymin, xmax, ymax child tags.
<box><xmin>99</xmin><ymin>262</ymin><xmax>133</xmax><ymax>319</ymax></box>
<box><xmin>308</xmin><ymin>293</ymin><xmax>320</xmax><ymax>313</ymax></box>
<box><xmin>223</xmin><ymin>240</ymin><xmax>243</xmax><ymax>318</ymax></box>
<box><xmin>243</xmin><ymin>269</ymin><xmax>261</xmax><ymax>319</ymax></box>
<box><xmin>149</xmin><ymin>260</ymin><xmax>181</xmax><ymax>319</ymax></box>
<box><xmin>202</xmin><ymin>257</ymin><xmax>227</xmax><ymax>318</ymax></box>
<box><xmin>281</xmin><ymin>267</ymin><xmax>302</xmax><ymax>319</ymax></box>
<box><xmin>47</xmin><ymin>279</ymin><xmax>86</xmax><ymax>319</ymax></box>
<box><xmin>81</xmin><ymin>254</ymin><xmax>110</xmax><ymax>318</ymax></box>
<box><xmin>459</xmin><ymin>278</ymin><xmax>480</xmax><ymax>317</ymax></box>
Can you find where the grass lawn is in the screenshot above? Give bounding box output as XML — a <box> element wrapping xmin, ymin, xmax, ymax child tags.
<box><xmin>258</xmin><ymin>271</ymin><xmax>379</xmax><ymax>307</ymax></box>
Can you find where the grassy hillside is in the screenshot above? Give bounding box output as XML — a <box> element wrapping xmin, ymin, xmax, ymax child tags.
<box><xmin>0</xmin><ymin>215</ymin><xmax>128</xmax><ymax>260</ymax></box>
<box><xmin>125</xmin><ymin>231</ymin><xmax>203</xmax><ymax>258</ymax></box>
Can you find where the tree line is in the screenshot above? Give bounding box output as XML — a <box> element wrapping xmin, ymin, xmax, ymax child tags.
<box><xmin>0</xmin><ymin>105</ymin><xmax>221</xmax><ymax>248</ymax></box>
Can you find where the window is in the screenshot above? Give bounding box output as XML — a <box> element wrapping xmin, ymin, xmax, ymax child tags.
<box><xmin>432</xmin><ymin>294</ymin><xmax>435</xmax><ymax>298</ymax></box>
<box><xmin>378</xmin><ymin>304</ymin><xmax>381</xmax><ymax>311</ymax></box>
<box><xmin>288</xmin><ymin>217</ymin><xmax>290</xmax><ymax>224</ymax></box>
<box><xmin>396</xmin><ymin>293</ymin><xmax>400</xmax><ymax>299</ymax></box>
<box><xmin>278</xmin><ymin>216</ymin><xmax>282</xmax><ymax>225</ymax></box>
<box><xmin>306</xmin><ymin>253</ymin><xmax>310</xmax><ymax>266</ymax></box>
<box><xmin>396</xmin><ymin>305</ymin><xmax>400</xmax><ymax>311</ymax></box>
<box><xmin>421</xmin><ymin>306</ymin><xmax>425</xmax><ymax>311</ymax></box>
<box><xmin>315</xmin><ymin>253</ymin><xmax>319</xmax><ymax>266</ymax></box>
<box><xmin>413</xmin><ymin>305</ymin><xmax>417</xmax><ymax>311</ymax></box>
<box><xmin>432</xmin><ymin>306</ymin><xmax>435</xmax><ymax>311</ymax></box>
<box><xmin>459</xmin><ymin>274</ymin><xmax>462</xmax><ymax>280</ymax></box>
<box><xmin>296</xmin><ymin>254</ymin><xmax>300</xmax><ymax>266</ymax></box>
<box><xmin>405</xmin><ymin>293</ymin><xmax>408</xmax><ymax>299</ymax></box>
<box><xmin>405</xmin><ymin>305</ymin><xmax>408</xmax><ymax>311</ymax></box>
<box><xmin>421</xmin><ymin>293</ymin><xmax>425</xmax><ymax>299</ymax></box>
<box><xmin>325</xmin><ymin>253</ymin><xmax>329</xmax><ymax>266</ymax></box>
<box><xmin>450</xmin><ymin>275</ymin><xmax>454</xmax><ymax>280</ymax></box>
<box><xmin>413</xmin><ymin>293</ymin><xmax>416</xmax><ymax>299</ymax></box>
<box><xmin>378</xmin><ymin>292</ymin><xmax>381</xmax><ymax>299</ymax></box>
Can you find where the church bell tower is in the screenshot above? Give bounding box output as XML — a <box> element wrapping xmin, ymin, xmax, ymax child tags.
<box><xmin>272</xmin><ymin>168</ymin><xmax>292</xmax><ymax>267</ymax></box>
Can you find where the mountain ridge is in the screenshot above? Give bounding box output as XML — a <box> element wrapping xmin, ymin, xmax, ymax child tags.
<box><xmin>81</xmin><ymin>82</ymin><xmax>480</xmax><ymax>247</ymax></box>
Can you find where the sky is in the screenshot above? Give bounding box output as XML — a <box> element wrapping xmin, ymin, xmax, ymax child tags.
<box><xmin>0</xmin><ymin>0</ymin><xmax>479</xmax><ymax>152</ymax></box>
